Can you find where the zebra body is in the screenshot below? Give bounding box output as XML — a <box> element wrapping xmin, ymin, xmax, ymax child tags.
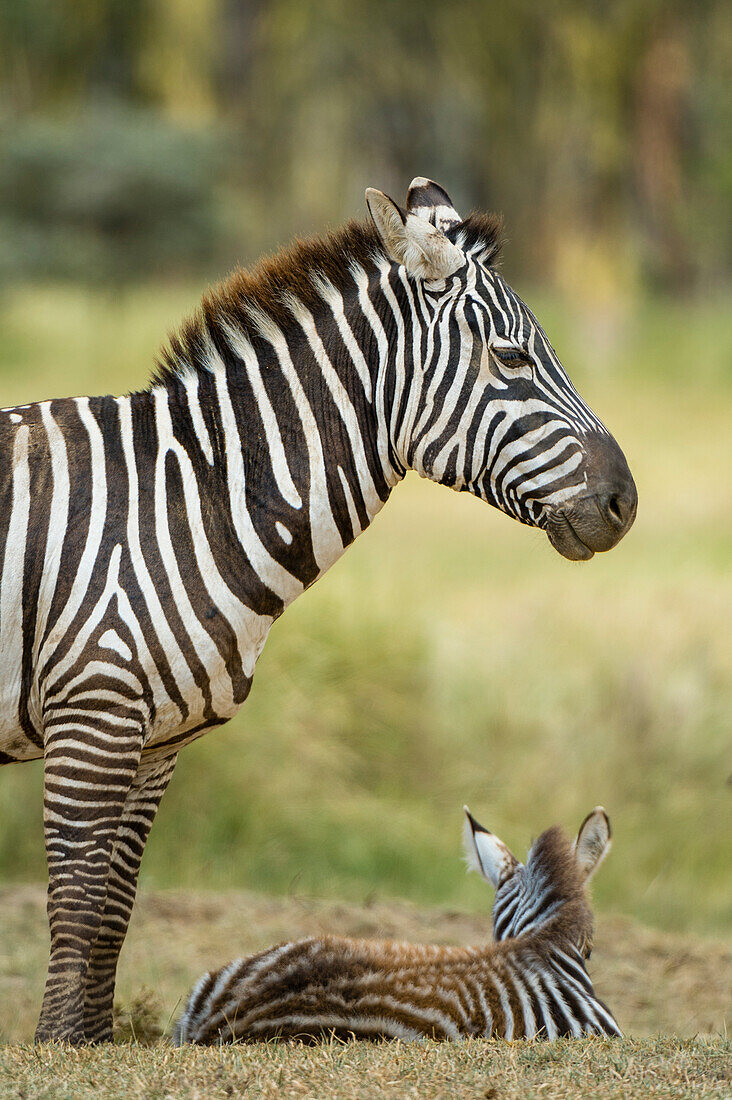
<box><xmin>0</xmin><ymin>178</ymin><xmax>636</xmax><ymax>1043</ymax></box>
<box><xmin>0</xmin><ymin>387</ymin><xmax>342</xmax><ymax>767</ymax></box>
<box><xmin>174</xmin><ymin>808</ymin><xmax>621</xmax><ymax>1044</ymax></box>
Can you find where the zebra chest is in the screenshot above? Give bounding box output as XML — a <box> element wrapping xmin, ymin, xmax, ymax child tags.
<box><xmin>141</xmin><ymin>597</ymin><xmax>274</xmax><ymax>750</ymax></box>
<box><xmin>30</xmin><ymin>539</ymin><xmax>276</xmax><ymax>753</ymax></box>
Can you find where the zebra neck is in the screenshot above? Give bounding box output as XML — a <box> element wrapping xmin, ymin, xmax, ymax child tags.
<box><xmin>152</xmin><ymin>282</ymin><xmax>414</xmax><ymax>615</ymax></box>
<box><xmin>490</xmin><ymin>940</ymin><xmax>619</xmax><ymax>1037</ymax></box>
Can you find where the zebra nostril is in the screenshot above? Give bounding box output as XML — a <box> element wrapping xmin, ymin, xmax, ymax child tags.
<box><xmin>597</xmin><ymin>491</ymin><xmax>630</xmax><ymax>530</ymax></box>
<box><xmin>580</xmin><ymin>432</ymin><xmax>637</xmax><ymax>544</ymax></box>
<box><xmin>606</xmin><ymin>495</ymin><xmax>623</xmax><ymax>525</ymax></box>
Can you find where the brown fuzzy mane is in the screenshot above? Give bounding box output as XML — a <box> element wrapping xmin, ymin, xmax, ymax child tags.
<box><xmin>528</xmin><ymin>827</ymin><xmax>585</xmax><ymax>895</ymax></box>
<box><xmin>152</xmin><ymin>212</ymin><xmax>503</xmax><ymax>388</ymax></box>
<box><xmin>152</xmin><ymin>219</ymin><xmax>383</xmax><ymax>386</ymax></box>
<box><xmin>525</xmin><ymin>826</ymin><xmax>595</xmax><ymax>951</ymax></box>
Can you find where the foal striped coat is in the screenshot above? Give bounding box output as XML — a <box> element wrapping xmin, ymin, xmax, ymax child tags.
<box><xmin>0</xmin><ymin>177</ymin><xmax>636</xmax><ymax>1043</ymax></box>
<box><xmin>174</xmin><ymin>807</ymin><xmax>621</xmax><ymax>1044</ymax></box>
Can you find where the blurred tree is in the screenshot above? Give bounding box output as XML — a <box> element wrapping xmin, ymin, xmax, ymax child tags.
<box><xmin>634</xmin><ymin>17</ymin><xmax>693</xmax><ymax>291</ymax></box>
<box><xmin>137</xmin><ymin>0</ymin><xmax>218</xmax><ymax>121</ymax></box>
<box><xmin>0</xmin><ymin>105</ymin><xmax>225</xmax><ymax>284</ymax></box>
<box><xmin>0</xmin><ymin>0</ymin><xmax>728</xmax><ymax>293</ymax></box>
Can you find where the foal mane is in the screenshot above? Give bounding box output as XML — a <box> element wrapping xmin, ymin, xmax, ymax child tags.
<box><xmin>522</xmin><ymin>826</ymin><xmax>595</xmax><ymax>950</ymax></box>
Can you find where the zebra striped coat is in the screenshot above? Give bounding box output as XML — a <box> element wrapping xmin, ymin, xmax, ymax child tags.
<box><xmin>0</xmin><ymin>178</ymin><xmax>636</xmax><ymax>1043</ymax></box>
<box><xmin>174</xmin><ymin>807</ymin><xmax>621</xmax><ymax>1044</ymax></box>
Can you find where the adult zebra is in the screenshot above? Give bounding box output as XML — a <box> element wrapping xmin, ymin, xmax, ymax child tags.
<box><xmin>0</xmin><ymin>179</ymin><xmax>636</xmax><ymax>1044</ymax></box>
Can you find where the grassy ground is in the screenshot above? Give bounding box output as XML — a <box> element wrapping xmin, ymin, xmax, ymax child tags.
<box><xmin>1</xmin><ymin>884</ymin><xmax>729</xmax><ymax>1044</ymax></box>
<box><xmin>0</xmin><ymin>1037</ymin><xmax>729</xmax><ymax>1100</ymax></box>
<box><xmin>0</xmin><ymin>883</ymin><xmax>728</xmax><ymax>1098</ymax></box>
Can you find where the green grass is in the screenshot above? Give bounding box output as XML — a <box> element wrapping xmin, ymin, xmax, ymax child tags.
<box><xmin>0</xmin><ymin>283</ymin><xmax>730</xmax><ymax>940</ymax></box>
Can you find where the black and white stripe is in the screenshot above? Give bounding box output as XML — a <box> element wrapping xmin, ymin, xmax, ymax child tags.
<box><xmin>0</xmin><ymin>179</ymin><xmax>634</xmax><ymax>1043</ymax></box>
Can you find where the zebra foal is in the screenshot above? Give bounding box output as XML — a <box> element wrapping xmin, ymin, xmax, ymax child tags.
<box><xmin>174</xmin><ymin>807</ymin><xmax>621</xmax><ymax>1044</ymax></box>
<box><xmin>0</xmin><ymin>177</ymin><xmax>636</xmax><ymax>1043</ymax></box>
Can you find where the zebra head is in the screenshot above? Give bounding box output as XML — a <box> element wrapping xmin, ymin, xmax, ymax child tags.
<box><xmin>366</xmin><ymin>179</ymin><xmax>637</xmax><ymax>560</ymax></box>
<box><xmin>463</xmin><ymin>805</ymin><xmax>612</xmax><ymax>958</ymax></box>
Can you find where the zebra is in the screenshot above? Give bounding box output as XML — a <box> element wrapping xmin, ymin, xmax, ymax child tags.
<box><xmin>173</xmin><ymin>806</ymin><xmax>621</xmax><ymax>1044</ymax></box>
<box><xmin>0</xmin><ymin>177</ymin><xmax>637</xmax><ymax>1044</ymax></box>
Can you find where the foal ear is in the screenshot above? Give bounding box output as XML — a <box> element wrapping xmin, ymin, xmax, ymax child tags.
<box><xmin>406</xmin><ymin>177</ymin><xmax>462</xmax><ymax>233</ymax></box>
<box><xmin>574</xmin><ymin>806</ymin><xmax>612</xmax><ymax>881</ymax></box>
<box><xmin>365</xmin><ymin>187</ymin><xmax>464</xmax><ymax>281</ymax></box>
<box><xmin>462</xmin><ymin>806</ymin><xmax>519</xmax><ymax>888</ymax></box>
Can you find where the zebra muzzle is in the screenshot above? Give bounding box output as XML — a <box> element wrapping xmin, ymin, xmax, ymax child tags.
<box><xmin>545</xmin><ymin>485</ymin><xmax>637</xmax><ymax>560</ymax></box>
<box><xmin>545</xmin><ymin>432</ymin><xmax>637</xmax><ymax>560</ymax></box>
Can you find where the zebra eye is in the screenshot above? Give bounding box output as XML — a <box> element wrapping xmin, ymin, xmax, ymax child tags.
<box><xmin>492</xmin><ymin>345</ymin><xmax>532</xmax><ymax>369</ymax></box>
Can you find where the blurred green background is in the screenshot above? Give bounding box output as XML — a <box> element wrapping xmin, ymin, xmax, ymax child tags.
<box><xmin>0</xmin><ymin>2</ymin><xmax>730</xmax><ymax>939</ymax></box>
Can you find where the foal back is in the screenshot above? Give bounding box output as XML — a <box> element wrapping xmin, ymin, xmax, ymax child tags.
<box><xmin>174</xmin><ymin>932</ymin><xmax>619</xmax><ymax>1044</ymax></box>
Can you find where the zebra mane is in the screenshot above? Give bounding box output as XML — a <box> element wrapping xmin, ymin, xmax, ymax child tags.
<box><xmin>525</xmin><ymin>826</ymin><xmax>585</xmax><ymax>898</ymax></box>
<box><xmin>153</xmin><ymin>219</ymin><xmax>381</xmax><ymax>386</ymax></box>
<box><xmin>151</xmin><ymin>213</ymin><xmax>503</xmax><ymax>387</ymax></box>
<box><xmin>518</xmin><ymin>825</ymin><xmax>595</xmax><ymax>949</ymax></box>
<box><xmin>450</xmin><ymin>212</ymin><xmax>504</xmax><ymax>267</ymax></box>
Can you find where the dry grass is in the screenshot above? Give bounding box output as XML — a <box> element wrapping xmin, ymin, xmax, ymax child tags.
<box><xmin>0</xmin><ymin>1036</ymin><xmax>729</xmax><ymax>1100</ymax></box>
<box><xmin>0</xmin><ymin>884</ymin><xmax>728</xmax><ymax>1047</ymax></box>
<box><xmin>0</xmin><ymin>887</ymin><xmax>729</xmax><ymax>1100</ymax></box>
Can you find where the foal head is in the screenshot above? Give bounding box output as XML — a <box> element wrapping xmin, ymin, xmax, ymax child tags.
<box><xmin>463</xmin><ymin>805</ymin><xmax>611</xmax><ymax>958</ymax></box>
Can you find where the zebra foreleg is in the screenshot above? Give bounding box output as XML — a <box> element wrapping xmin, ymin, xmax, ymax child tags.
<box><xmin>35</xmin><ymin>720</ymin><xmax>144</xmax><ymax>1044</ymax></box>
<box><xmin>83</xmin><ymin>752</ymin><xmax>178</xmax><ymax>1043</ymax></box>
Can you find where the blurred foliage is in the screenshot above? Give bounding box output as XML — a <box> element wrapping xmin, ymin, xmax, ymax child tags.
<box><xmin>0</xmin><ymin>105</ymin><xmax>224</xmax><ymax>283</ymax></box>
<box><xmin>0</xmin><ymin>0</ymin><xmax>730</xmax><ymax>292</ymax></box>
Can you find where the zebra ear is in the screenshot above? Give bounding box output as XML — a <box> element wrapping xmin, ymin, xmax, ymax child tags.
<box><xmin>366</xmin><ymin>188</ymin><xmax>464</xmax><ymax>281</ymax></box>
<box><xmin>462</xmin><ymin>806</ymin><xmax>519</xmax><ymax>888</ymax></box>
<box><xmin>574</xmin><ymin>807</ymin><xmax>612</xmax><ymax>881</ymax></box>
<box><xmin>406</xmin><ymin>177</ymin><xmax>462</xmax><ymax>233</ymax></box>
